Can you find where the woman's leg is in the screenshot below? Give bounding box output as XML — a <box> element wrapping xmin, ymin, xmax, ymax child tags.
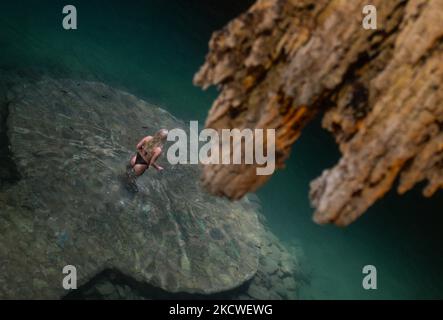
<box><xmin>129</xmin><ymin>154</ymin><xmax>148</xmax><ymax>176</ymax></box>
<box><xmin>130</xmin><ymin>155</ymin><xmax>137</xmax><ymax>167</ymax></box>
<box><xmin>133</xmin><ymin>164</ymin><xmax>148</xmax><ymax>176</ymax></box>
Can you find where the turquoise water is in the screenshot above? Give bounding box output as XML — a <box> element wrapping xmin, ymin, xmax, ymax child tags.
<box><xmin>1</xmin><ymin>0</ymin><xmax>442</xmax><ymax>299</ymax></box>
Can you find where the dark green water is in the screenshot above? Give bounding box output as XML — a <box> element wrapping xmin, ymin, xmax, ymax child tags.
<box><xmin>1</xmin><ymin>0</ymin><xmax>442</xmax><ymax>299</ymax></box>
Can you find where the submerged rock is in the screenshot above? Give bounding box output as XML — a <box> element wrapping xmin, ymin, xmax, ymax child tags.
<box><xmin>63</xmin><ymin>220</ymin><xmax>304</xmax><ymax>300</ymax></box>
<box><xmin>0</xmin><ymin>76</ymin><xmax>265</xmax><ymax>299</ymax></box>
<box><xmin>239</xmin><ymin>228</ymin><xmax>302</xmax><ymax>300</ymax></box>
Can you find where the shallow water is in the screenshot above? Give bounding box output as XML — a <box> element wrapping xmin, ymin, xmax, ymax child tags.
<box><xmin>1</xmin><ymin>0</ymin><xmax>442</xmax><ymax>299</ymax></box>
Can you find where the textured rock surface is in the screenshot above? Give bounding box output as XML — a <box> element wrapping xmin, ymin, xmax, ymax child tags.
<box><xmin>0</xmin><ymin>76</ymin><xmax>265</xmax><ymax>299</ymax></box>
<box><xmin>238</xmin><ymin>226</ymin><xmax>302</xmax><ymax>300</ymax></box>
<box><xmin>64</xmin><ymin>218</ymin><xmax>304</xmax><ymax>300</ymax></box>
<box><xmin>194</xmin><ymin>0</ymin><xmax>443</xmax><ymax>225</ymax></box>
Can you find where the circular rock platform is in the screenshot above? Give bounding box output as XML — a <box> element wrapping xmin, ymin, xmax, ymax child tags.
<box><xmin>0</xmin><ymin>77</ymin><xmax>263</xmax><ymax>299</ymax></box>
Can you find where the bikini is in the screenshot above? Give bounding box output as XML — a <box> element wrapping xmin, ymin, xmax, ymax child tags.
<box><xmin>135</xmin><ymin>152</ymin><xmax>149</xmax><ymax>166</ymax></box>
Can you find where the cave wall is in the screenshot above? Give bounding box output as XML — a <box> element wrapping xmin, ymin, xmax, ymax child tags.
<box><xmin>194</xmin><ymin>0</ymin><xmax>443</xmax><ymax>226</ymax></box>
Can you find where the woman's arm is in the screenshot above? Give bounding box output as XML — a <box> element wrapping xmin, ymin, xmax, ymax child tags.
<box><xmin>150</xmin><ymin>148</ymin><xmax>164</xmax><ymax>171</ymax></box>
<box><xmin>136</xmin><ymin>136</ymin><xmax>152</xmax><ymax>151</ymax></box>
<box><xmin>152</xmin><ymin>163</ymin><xmax>163</xmax><ymax>171</ymax></box>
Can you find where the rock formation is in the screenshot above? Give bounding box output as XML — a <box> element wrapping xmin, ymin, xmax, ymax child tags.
<box><xmin>0</xmin><ymin>74</ymin><xmax>303</xmax><ymax>299</ymax></box>
<box><xmin>65</xmin><ymin>220</ymin><xmax>303</xmax><ymax>300</ymax></box>
<box><xmin>237</xmin><ymin>225</ymin><xmax>302</xmax><ymax>300</ymax></box>
<box><xmin>194</xmin><ymin>0</ymin><xmax>443</xmax><ymax>226</ymax></box>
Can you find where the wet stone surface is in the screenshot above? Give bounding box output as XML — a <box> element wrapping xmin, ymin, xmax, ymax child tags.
<box><xmin>236</xmin><ymin>227</ymin><xmax>304</xmax><ymax>300</ymax></box>
<box><xmin>65</xmin><ymin>220</ymin><xmax>305</xmax><ymax>300</ymax></box>
<box><xmin>0</xmin><ymin>76</ymin><xmax>266</xmax><ymax>299</ymax></box>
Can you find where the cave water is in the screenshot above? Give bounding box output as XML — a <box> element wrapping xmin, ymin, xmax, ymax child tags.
<box><xmin>0</xmin><ymin>0</ymin><xmax>442</xmax><ymax>299</ymax></box>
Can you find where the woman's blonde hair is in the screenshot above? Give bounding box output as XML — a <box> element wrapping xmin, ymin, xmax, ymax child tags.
<box><xmin>142</xmin><ymin>129</ymin><xmax>169</xmax><ymax>158</ymax></box>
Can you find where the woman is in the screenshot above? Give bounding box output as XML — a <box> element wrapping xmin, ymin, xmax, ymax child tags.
<box><xmin>128</xmin><ymin>128</ymin><xmax>169</xmax><ymax>177</ymax></box>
